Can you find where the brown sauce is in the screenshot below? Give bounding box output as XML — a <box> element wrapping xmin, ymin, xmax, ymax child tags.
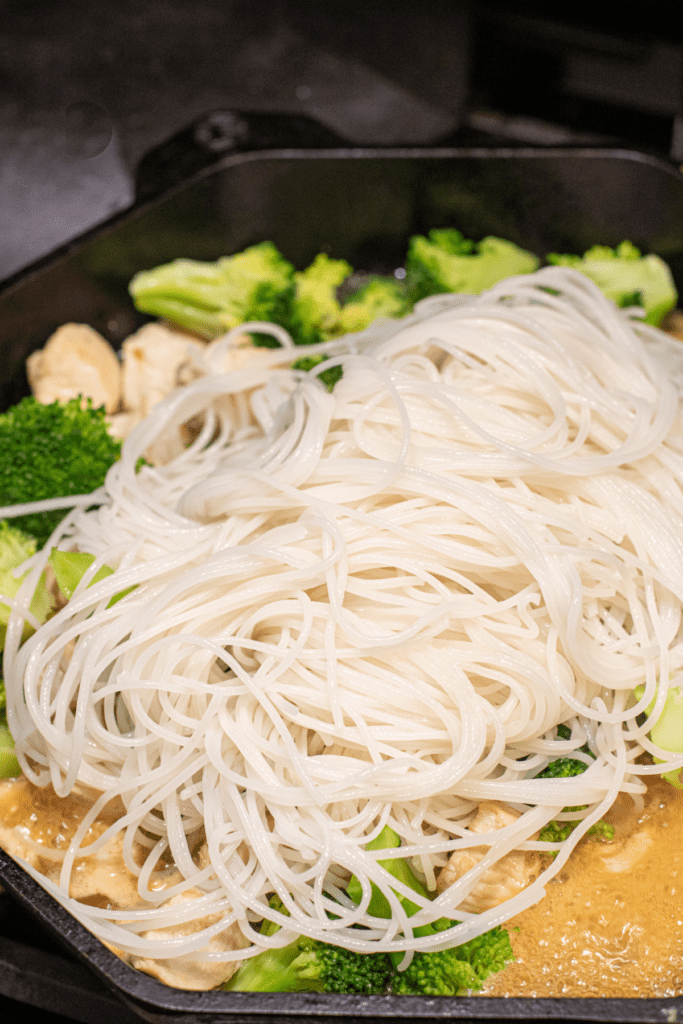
<box><xmin>2</xmin><ymin>776</ymin><xmax>683</xmax><ymax>995</ymax></box>
<box><xmin>482</xmin><ymin>777</ymin><xmax>683</xmax><ymax>998</ymax></box>
<box><xmin>0</xmin><ymin>777</ymin><xmax>173</xmax><ymax>907</ymax></box>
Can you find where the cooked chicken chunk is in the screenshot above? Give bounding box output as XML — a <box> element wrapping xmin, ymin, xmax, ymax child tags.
<box><xmin>663</xmin><ymin>310</ymin><xmax>683</xmax><ymax>341</ymax></box>
<box><xmin>0</xmin><ymin>778</ymin><xmax>245</xmax><ymax>989</ymax></box>
<box><xmin>26</xmin><ymin>323</ymin><xmax>122</xmax><ymax>413</ymax></box>
<box><xmin>437</xmin><ymin>801</ymin><xmax>541</xmax><ymax>914</ymax></box>
<box><xmin>120</xmin><ymin>322</ymin><xmax>202</xmax><ymax>420</ymax></box>
<box><xmin>204</xmin><ymin>333</ymin><xmax>279</xmax><ymax>374</ymax></box>
<box><xmin>0</xmin><ymin>777</ymin><xmax>177</xmax><ymax>909</ymax></box>
<box><xmin>111</xmin><ymin>322</ymin><xmax>207</xmax><ymax>463</ymax></box>
<box><xmin>130</xmin><ymin>888</ymin><xmax>249</xmax><ymax>990</ymax></box>
<box><xmin>595</xmin><ymin>827</ymin><xmax>653</xmax><ymax>873</ymax></box>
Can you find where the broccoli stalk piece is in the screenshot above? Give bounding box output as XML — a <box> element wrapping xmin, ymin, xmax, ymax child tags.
<box><xmin>48</xmin><ymin>549</ymin><xmax>135</xmax><ymax>607</ymax></box>
<box><xmin>348</xmin><ymin>825</ymin><xmax>514</xmax><ymax>996</ymax></box>
<box><xmin>347</xmin><ymin>824</ymin><xmax>428</xmax><ymax>921</ymax></box>
<box><xmin>224</xmin><ymin>933</ymin><xmax>393</xmax><ymax>994</ymax></box>
<box><xmin>634</xmin><ymin>684</ymin><xmax>683</xmax><ymax>790</ymax></box>
<box><xmin>223</xmin><ymin>895</ymin><xmax>393</xmax><ymax>994</ymax></box>
<box><xmin>0</xmin><ymin>397</ymin><xmax>122</xmax><ymax>547</ymax></box>
<box><xmin>129</xmin><ymin>242</ymin><xmax>296</xmax><ymax>341</ymax></box>
<box><xmin>0</xmin><ymin>678</ymin><xmax>20</xmax><ymax>778</ymax></box>
<box><xmin>405</xmin><ymin>229</ymin><xmax>539</xmax><ymax>301</ymax></box>
<box><xmin>0</xmin><ymin>520</ymin><xmax>53</xmax><ymax>647</ymax></box>
<box><xmin>0</xmin><ymin>521</ymin><xmax>55</xmax><ymax>778</ymax></box>
<box><xmin>546</xmin><ymin>241</ymin><xmax>677</xmax><ymax>326</ymax></box>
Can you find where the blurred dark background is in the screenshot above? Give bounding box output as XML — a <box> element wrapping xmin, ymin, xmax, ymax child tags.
<box><xmin>0</xmin><ymin>1</ymin><xmax>682</xmax><ymax>1020</ymax></box>
<box><xmin>1</xmin><ymin>0</ymin><xmax>682</xmax><ymax>280</ymax></box>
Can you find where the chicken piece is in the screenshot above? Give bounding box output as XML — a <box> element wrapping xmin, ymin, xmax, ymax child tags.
<box><xmin>120</xmin><ymin>322</ymin><xmax>202</xmax><ymax>420</ymax></box>
<box><xmin>105</xmin><ymin>409</ymin><xmax>143</xmax><ymax>443</ymax></box>
<box><xmin>130</xmin><ymin>887</ymin><xmax>249</xmax><ymax>990</ymax></box>
<box><xmin>596</xmin><ymin>827</ymin><xmax>653</xmax><ymax>873</ymax></box>
<box><xmin>437</xmin><ymin>800</ymin><xmax>542</xmax><ymax>914</ymax></box>
<box><xmin>204</xmin><ymin>333</ymin><xmax>280</xmax><ymax>374</ymax></box>
<box><xmin>26</xmin><ymin>323</ymin><xmax>122</xmax><ymax>413</ymax></box>
<box><xmin>662</xmin><ymin>309</ymin><xmax>683</xmax><ymax>341</ymax></box>
<box><xmin>0</xmin><ymin>777</ymin><xmax>177</xmax><ymax>910</ymax></box>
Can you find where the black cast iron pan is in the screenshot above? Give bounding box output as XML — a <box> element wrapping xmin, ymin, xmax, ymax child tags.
<box><xmin>1</xmin><ymin>110</ymin><xmax>683</xmax><ymax>1024</ymax></box>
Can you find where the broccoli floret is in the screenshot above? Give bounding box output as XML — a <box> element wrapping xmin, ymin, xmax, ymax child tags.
<box><xmin>224</xmin><ymin>895</ymin><xmax>392</xmax><ymax>994</ymax></box>
<box><xmin>634</xmin><ymin>683</ymin><xmax>683</xmax><ymax>789</ymax></box>
<box><xmin>290</xmin><ymin>272</ymin><xmax>407</xmax><ymax>383</ymax></box>
<box><xmin>129</xmin><ymin>242</ymin><xmax>296</xmax><ymax>341</ymax></box>
<box><xmin>0</xmin><ymin>677</ymin><xmax>20</xmax><ymax>778</ymax></box>
<box><xmin>537</xmin><ymin>756</ymin><xmax>590</xmax><ymax>779</ymax></box>
<box><xmin>536</xmin><ymin>729</ymin><xmax>614</xmax><ymax>846</ymax></box>
<box><xmin>0</xmin><ymin>520</ymin><xmax>53</xmax><ymax>647</ymax></box>
<box><xmin>338</xmin><ymin>276</ymin><xmax>410</xmax><ymax>335</ymax></box>
<box><xmin>348</xmin><ymin>826</ymin><xmax>514</xmax><ymax>995</ymax></box>
<box><xmin>224</xmin><ymin>934</ymin><xmax>393</xmax><ymax>994</ymax></box>
<box><xmin>539</xmin><ymin>818</ymin><xmax>614</xmax><ymax>845</ymax></box>
<box><xmin>406</xmin><ymin>229</ymin><xmax>539</xmax><ymax>301</ymax></box>
<box><xmin>546</xmin><ymin>241</ymin><xmax>676</xmax><ymax>326</ymax></box>
<box><xmin>0</xmin><ymin>398</ymin><xmax>121</xmax><ymax>546</ymax></box>
<box><xmin>290</xmin><ymin>354</ymin><xmax>343</xmax><ymax>392</ymax></box>
<box><xmin>289</xmin><ymin>253</ymin><xmax>353</xmax><ymax>346</ymax></box>
<box><xmin>538</xmin><ymin>723</ymin><xmax>594</xmax><ymax>780</ymax></box>
<box><xmin>392</xmin><ymin>921</ymin><xmax>515</xmax><ymax>996</ymax></box>
<box><xmin>227</xmin><ymin>828</ymin><xmax>515</xmax><ymax>996</ymax></box>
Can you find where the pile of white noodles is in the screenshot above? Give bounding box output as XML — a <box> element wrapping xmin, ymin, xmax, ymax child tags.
<box><xmin>5</xmin><ymin>266</ymin><xmax>683</xmax><ymax>965</ymax></box>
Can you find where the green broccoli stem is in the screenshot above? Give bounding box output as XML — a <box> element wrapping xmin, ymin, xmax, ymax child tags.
<box><xmin>347</xmin><ymin>825</ymin><xmax>429</xmax><ymax>918</ymax></box>
<box><xmin>49</xmin><ymin>550</ymin><xmax>136</xmax><ymax>608</ymax></box>
<box><xmin>346</xmin><ymin>825</ymin><xmax>447</xmax><ymax>968</ymax></box>
<box><xmin>0</xmin><ymin>722</ymin><xmax>20</xmax><ymax>778</ymax></box>
<box><xmin>635</xmin><ymin>684</ymin><xmax>683</xmax><ymax>789</ymax></box>
<box><xmin>224</xmin><ymin>941</ymin><xmax>323</xmax><ymax>993</ymax></box>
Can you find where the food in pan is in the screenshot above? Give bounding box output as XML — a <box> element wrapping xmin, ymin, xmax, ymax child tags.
<box><xmin>0</xmin><ymin>232</ymin><xmax>682</xmax><ymax>997</ymax></box>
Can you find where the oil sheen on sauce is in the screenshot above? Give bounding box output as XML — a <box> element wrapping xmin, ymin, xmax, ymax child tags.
<box><xmin>482</xmin><ymin>777</ymin><xmax>683</xmax><ymax>998</ymax></box>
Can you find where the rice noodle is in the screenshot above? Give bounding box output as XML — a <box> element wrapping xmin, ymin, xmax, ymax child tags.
<box><xmin>5</xmin><ymin>266</ymin><xmax>683</xmax><ymax>964</ymax></box>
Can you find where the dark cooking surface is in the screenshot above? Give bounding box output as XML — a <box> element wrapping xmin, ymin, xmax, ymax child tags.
<box><xmin>2</xmin><ymin>0</ymin><xmax>682</xmax><ymax>279</ymax></box>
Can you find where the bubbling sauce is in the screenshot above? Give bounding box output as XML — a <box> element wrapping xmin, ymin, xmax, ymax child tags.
<box><xmin>482</xmin><ymin>777</ymin><xmax>683</xmax><ymax>998</ymax></box>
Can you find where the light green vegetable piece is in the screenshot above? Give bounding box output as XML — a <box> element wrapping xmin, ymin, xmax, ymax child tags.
<box><xmin>290</xmin><ymin>253</ymin><xmax>353</xmax><ymax>345</ymax></box>
<box><xmin>338</xmin><ymin>277</ymin><xmax>410</xmax><ymax>335</ymax></box>
<box><xmin>0</xmin><ymin>722</ymin><xmax>20</xmax><ymax>778</ymax></box>
<box><xmin>406</xmin><ymin>228</ymin><xmax>539</xmax><ymax>301</ymax></box>
<box><xmin>0</xmin><ymin>679</ymin><xmax>20</xmax><ymax>778</ymax></box>
<box><xmin>0</xmin><ymin>520</ymin><xmax>53</xmax><ymax>647</ymax></box>
<box><xmin>347</xmin><ymin>825</ymin><xmax>514</xmax><ymax>995</ymax></box>
<box><xmin>129</xmin><ymin>241</ymin><xmax>296</xmax><ymax>340</ymax></box>
<box><xmin>347</xmin><ymin>824</ymin><xmax>427</xmax><ymax>921</ymax></box>
<box><xmin>635</xmin><ymin>684</ymin><xmax>683</xmax><ymax>789</ymax></box>
<box><xmin>546</xmin><ymin>241</ymin><xmax>677</xmax><ymax>326</ymax></box>
<box><xmin>49</xmin><ymin>549</ymin><xmax>135</xmax><ymax>607</ymax></box>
